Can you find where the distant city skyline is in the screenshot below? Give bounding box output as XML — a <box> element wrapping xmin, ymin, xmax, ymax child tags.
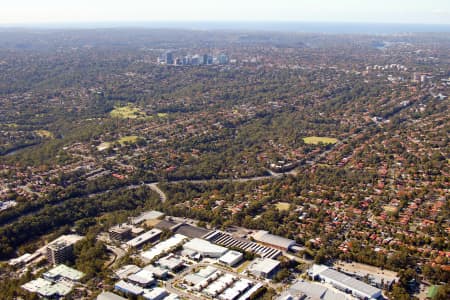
<box><xmin>1</xmin><ymin>0</ymin><xmax>450</xmax><ymax>25</ymax></box>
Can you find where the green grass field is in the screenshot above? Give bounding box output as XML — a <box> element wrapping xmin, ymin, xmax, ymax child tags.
<box><xmin>117</xmin><ymin>135</ymin><xmax>139</xmax><ymax>145</ymax></box>
<box><xmin>427</xmin><ymin>285</ymin><xmax>440</xmax><ymax>299</ymax></box>
<box><xmin>110</xmin><ymin>104</ymin><xmax>147</xmax><ymax>119</ymax></box>
<box><xmin>35</xmin><ymin>130</ymin><xmax>54</xmax><ymax>139</ymax></box>
<box><xmin>303</xmin><ymin>136</ymin><xmax>338</xmax><ymax>145</ymax></box>
<box><xmin>275</xmin><ymin>202</ymin><xmax>291</xmax><ymax>211</ymax></box>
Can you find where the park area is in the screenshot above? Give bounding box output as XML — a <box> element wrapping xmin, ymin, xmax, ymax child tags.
<box><xmin>303</xmin><ymin>136</ymin><xmax>338</xmax><ymax>145</ymax></box>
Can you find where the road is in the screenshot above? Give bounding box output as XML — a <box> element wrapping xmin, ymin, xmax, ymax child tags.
<box><xmin>0</xmin><ymin>137</ymin><xmax>338</xmax><ymax>227</ymax></box>
<box><xmin>105</xmin><ymin>245</ymin><xmax>126</xmax><ymax>267</ymax></box>
<box><xmin>164</xmin><ymin>261</ymin><xmax>270</xmax><ymax>300</ymax></box>
<box><xmin>148</xmin><ymin>183</ymin><xmax>167</xmax><ymax>202</ymax></box>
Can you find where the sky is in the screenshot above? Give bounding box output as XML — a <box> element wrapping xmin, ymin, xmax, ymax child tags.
<box><xmin>1</xmin><ymin>0</ymin><xmax>450</xmax><ymax>25</ymax></box>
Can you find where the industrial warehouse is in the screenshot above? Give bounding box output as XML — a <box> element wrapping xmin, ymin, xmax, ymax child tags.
<box><xmin>308</xmin><ymin>265</ymin><xmax>382</xmax><ymax>299</ymax></box>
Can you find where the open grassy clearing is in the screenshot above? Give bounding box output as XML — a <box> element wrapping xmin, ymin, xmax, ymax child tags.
<box><xmin>35</xmin><ymin>130</ymin><xmax>54</xmax><ymax>139</ymax></box>
<box><xmin>117</xmin><ymin>135</ymin><xmax>139</xmax><ymax>145</ymax></box>
<box><xmin>110</xmin><ymin>104</ymin><xmax>148</xmax><ymax>119</ymax></box>
<box><xmin>303</xmin><ymin>136</ymin><xmax>338</xmax><ymax>145</ymax></box>
<box><xmin>236</xmin><ymin>260</ymin><xmax>251</xmax><ymax>274</ymax></box>
<box><xmin>275</xmin><ymin>202</ymin><xmax>291</xmax><ymax>211</ymax></box>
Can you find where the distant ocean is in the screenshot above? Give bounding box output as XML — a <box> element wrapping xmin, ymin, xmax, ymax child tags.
<box><xmin>3</xmin><ymin>21</ymin><xmax>450</xmax><ymax>34</ymax></box>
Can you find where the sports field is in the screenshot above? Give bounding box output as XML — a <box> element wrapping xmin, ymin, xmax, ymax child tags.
<box><xmin>303</xmin><ymin>136</ymin><xmax>338</xmax><ymax>145</ymax></box>
<box><xmin>110</xmin><ymin>104</ymin><xmax>147</xmax><ymax>119</ymax></box>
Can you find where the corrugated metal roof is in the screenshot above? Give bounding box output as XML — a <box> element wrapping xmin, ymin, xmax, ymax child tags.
<box><xmin>253</xmin><ymin>230</ymin><xmax>295</xmax><ymax>249</ymax></box>
<box><xmin>319</xmin><ymin>267</ymin><xmax>381</xmax><ymax>298</ymax></box>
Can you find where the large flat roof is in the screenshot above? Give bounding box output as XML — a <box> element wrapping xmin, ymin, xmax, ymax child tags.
<box><xmin>248</xmin><ymin>258</ymin><xmax>280</xmax><ymax>274</ymax></box>
<box><xmin>43</xmin><ymin>264</ymin><xmax>84</xmax><ymax>281</ymax></box>
<box><xmin>131</xmin><ymin>210</ymin><xmax>164</xmax><ymax>225</ymax></box>
<box><xmin>22</xmin><ymin>278</ymin><xmax>53</xmax><ymax>293</ymax></box>
<box><xmin>38</xmin><ymin>282</ymin><xmax>73</xmax><ymax>297</ymax></box>
<box><xmin>115</xmin><ymin>264</ymin><xmax>141</xmax><ymax>279</ymax></box>
<box><xmin>313</xmin><ymin>265</ymin><xmax>381</xmax><ymax>298</ymax></box>
<box><xmin>115</xmin><ymin>280</ymin><xmax>144</xmax><ymax>295</ymax></box>
<box><xmin>290</xmin><ymin>280</ymin><xmax>347</xmax><ymax>300</ymax></box>
<box><xmin>174</xmin><ymin>224</ymin><xmax>211</xmax><ymax>238</ymax></box>
<box><xmin>141</xmin><ymin>234</ymin><xmax>187</xmax><ymax>261</ymax></box>
<box><xmin>127</xmin><ymin>269</ymin><xmax>155</xmax><ymax>285</ymax></box>
<box><xmin>219</xmin><ymin>250</ymin><xmax>244</xmax><ymax>265</ymax></box>
<box><xmin>126</xmin><ymin>229</ymin><xmax>162</xmax><ymax>248</ymax></box>
<box><xmin>253</xmin><ymin>230</ymin><xmax>295</xmax><ymax>249</ymax></box>
<box><xmin>183</xmin><ymin>238</ymin><xmax>228</xmax><ymax>257</ymax></box>
<box><xmin>97</xmin><ymin>291</ymin><xmax>127</xmax><ymax>300</ymax></box>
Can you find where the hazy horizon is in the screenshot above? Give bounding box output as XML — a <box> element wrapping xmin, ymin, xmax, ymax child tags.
<box><xmin>1</xmin><ymin>21</ymin><xmax>450</xmax><ymax>35</ymax></box>
<box><xmin>1</xmin><ymin>0</ymin><xmax>450</xmax><ymax>26</ymax></box>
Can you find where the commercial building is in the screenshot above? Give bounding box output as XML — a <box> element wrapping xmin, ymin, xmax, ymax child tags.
<box><xmin>252</xmin><ymin>230</ymin><xmax>296</xmax><ymax>251</ymax></box>
<box><xmin>36</xmin><ymin>281</ymin><xmax>73</xmax><ymax>298</ymax></box>
<box><xmin>157</xmin><ymin>254</ymin><xmax>184</xmax><ymax>271</ymax></box>
<box><xmin>219</xmin><ymin>279</ymin><xmax>252</xmax><ymax>300</ymax></box>
<box><xmin>203</xmin><ymin>273</ymin><xmax>236</xmax><ymax>297</ymax></box>
<box><xmin>47</xmin><ymin>241</ymin><xmax>73</xmax><ymax>266</ymax></box>
<box><xmin>308</xmin><ymin>265</ymin><xmax>382</xmax><ymax>299</ymax></box>
<box><xmin>165</xmin><ymin>294</ymin><xmax>180</xmax><ymax>300</ymax></box>
<box><xmin>218</xmin><ymin>250</ymin><xmax>244</xmax><ymax>267</ymax></box>
<box><xmin>43</xmin><ymin>264</ymin><xmax>85</xmax><ymax>282</ymax></box>
<box><xmin>97</xmin><ymin>291</ymin><xmax>127</xmax><ymax>300</ymax></box>
<box><xmin>289</xmin><ymin>280</ymin><xmax>349</xmax><ymax>300</ymax></box>
<box><xmin>109</xmin><ymin>225</ymin><xmax>132</xmax><ymax>242</ymax></box>
<box><xmin>22</xmin><ymin>265</ymin><xmax>84</xmax><ymax>298</ymax></box>
<box><xmin>141</xmin><ymin>234</ymin><xmax>188</xmax><ymax>261</ymax></box>
<box><xmin>9</xmin><ymin>252</ymin><xmax>41</xmax><ymax>267</ymax></box>
<box><xmin>165</xmin><ymin>51</ymin><xmax>174</xmax><ymax>65</ymax></box>
<box><xmin>125</xmin><ymin>229</ymin><xmax>162</xmax><ymax>248</ymax></box>
<box><xmin>127</xmin><ymin>269</ymin><xmax>156</xmax><ymax>287</ymax></box>
<box><xmin>22</xmin><ymin>278</ymin><xmax>54</xmax><ymax>294</ymax></box>
<box><xmin>114</xmin><ymin>280</ymin><xmax>144</xmax><ymax>296</ymax></box>
<box><xmin>131</xmin><ymin>210</ymin><xmax>164</xmax><ymax>225</ymax></box>
<box><xmin>218</xmin><ymin>53</ymin><xmax>229</xmax><ymax>64</ymax></box>
<box><xmin>247</xmin><ymin>258</ymin><xmax>280</xmax><ymax>279</ymax></box>
<box><xmin>143</xmin><ymin>264</ymin><xmax>169</xmax><ymax>279</ymax></box>
<box><xmin>143</xmin><ymin>287</ymin><xmax>169</xmax><ymax>300</ymax></box>
<box><xmin>204</xmin><ymin>230</ymin><xmax>281</xmax><ymax>259</ymax></box>
<box><xmin>237</xmin><ymin>282</ymin><xmax>263</xmax><ymax>300</ymax></box>
<box><xmin>184</xmin><ymin>266</ymin><xmax>220</xmax><ymax>287</ymax></box>
<box><xmin>115</xmin><ymin>264</ymin><xmax>142</xmax><ymax>279</ymax></box>
<box><xmin>183</xmin><ymin>238</ymin><xmax>228</xmax><ymax>258</ymax></box>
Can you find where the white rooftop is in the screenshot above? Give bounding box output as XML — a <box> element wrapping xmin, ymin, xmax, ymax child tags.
<box><xmin>143</xmin><ymin>287</ymin><xmax>168</xmax><ymax>300</ymax></box>
<box><xmin>43</xmin><ymin>264</ymin><xmax>84</xmax><ymax>281</ymax></box>
<box><xmin>128</xmin><ymin>269</ymin><xmax>155</xmax><ymax>285</ymax></box>
<box><xmin>22</xmin><ymin>278</ymin><xmax>52</xmax><ymax>293</ymax></box>
<box><xmin>115</xmin><ymin>280</ymin><xmax>144</xmax><ymax>295</ymax></box>
<box><xmin>38</xmin><ymin>281</ymin><xmax>73</xmax><ymax>297</ymax></box>
<box><xmin>141</xmin><ymin>234</ymin><xmax>187</xmax><ymax>261</ymax></box>
<box><xmin>132</xmin><ymin>210</ymin><xmax>165</xmax><ymax>225</ymax></box>
<box><xmin>183</xmin><ymin>238</ymin><xmax>228</xmax><ymax>257</ymax></box>
<box><xmin>309</xmin><ymin>265</ymin><xmax>381</xmax><ymax>299</ymax></box>
<box><xmin>290</xmin><ymin>280</ymin><xmax>349</xmax><ymax>300</ymax></box>
<box><xmin>248</xmin><ymin>258</ymin><xmax>280</xmax><ymax>274</ymax></box>
<box><xmin>36</xmin><ymin>234</ymin><xmax>84</xmax><ymax>255</ymax></box>
<box><xmin>218</xmin><ymin>250</ymin><xmax>244</xmax><ymax>265</ymax></box>
<box><xmin>97</xmin><ymin>291</ymin><xmax>127</xmax><ymax>300</ymax></box>
<box><xmin>320</xmin><ymin>267</ymin><xmax>381</xmax><ymax>298</ymax></box>
<box><xmin>115</xmin><ymin>264</ymin><xmax>141</xmax><ymax>279</ymax></box>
